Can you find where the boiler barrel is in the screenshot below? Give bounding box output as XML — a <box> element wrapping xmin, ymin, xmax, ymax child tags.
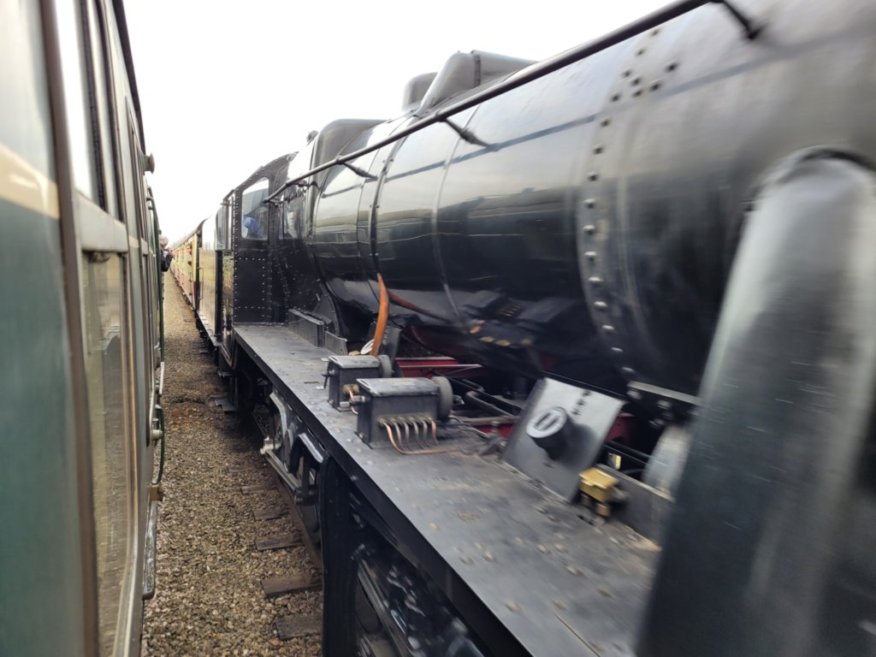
<box><xmin>311</xmin><ymin>0</ymin><xmax>876</xmax><ymax>396</ymax></box>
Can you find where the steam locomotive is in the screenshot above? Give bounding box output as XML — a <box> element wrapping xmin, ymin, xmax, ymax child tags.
<box><xmin>173</xmin><ymin>0</ymin><xmax>876</xmax><ymax>655</ymax></box>
<box><xmin>2</xmin><ymin>1</ymin><xmax>163</xmax><ymax>656</ymax></box>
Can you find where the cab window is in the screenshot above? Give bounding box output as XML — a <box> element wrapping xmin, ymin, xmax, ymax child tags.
<box><xmin>240</xmin><ymin>178</ymin><xmax>269</xmax><ymax>241</ymax></box>
<box><xmin>282</xmin><ymin>203</ymin><xmax>297</xmax><ymax>239</ymax></box>
<box><xmin>280</xmin><ymin>141</ymin><xmax>314</xmax><ymax>240</ymax></box>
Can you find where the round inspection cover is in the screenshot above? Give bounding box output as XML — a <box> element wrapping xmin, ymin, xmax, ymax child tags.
<box><xmin>526</xmin><ymin>406</ymin><xmax>570</xmax><ymax>459</ymax></box>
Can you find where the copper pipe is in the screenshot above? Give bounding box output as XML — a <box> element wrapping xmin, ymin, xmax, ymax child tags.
<box><xmin>369</xmin><ymin>274</ymin><xmax>389</xmax><ymax>355</ymax></box>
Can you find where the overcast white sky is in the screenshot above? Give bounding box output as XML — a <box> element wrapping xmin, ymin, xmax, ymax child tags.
<box><xmin>125</xmin><ymin>0</ymin><xmax>665</xmax><ymax>240</ymax></box>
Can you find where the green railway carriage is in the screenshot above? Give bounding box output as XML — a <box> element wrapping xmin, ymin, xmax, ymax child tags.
<box><xmin>1</xmin><ymin>1</ymin><xmax>163</xmax><ymax>656</ymax></box>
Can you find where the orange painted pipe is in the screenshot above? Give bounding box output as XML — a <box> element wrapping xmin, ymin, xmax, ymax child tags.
<box><xmin>370</xmin><ymin>274</ymin><xmax>389</xmax><ymax>355</ymax></box>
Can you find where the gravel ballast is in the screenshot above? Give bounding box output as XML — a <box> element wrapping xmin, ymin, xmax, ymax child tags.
<box><xmin>143</xmin><ymin>277</ymin><xmax>321</xmax><ymax>657</ymax></box>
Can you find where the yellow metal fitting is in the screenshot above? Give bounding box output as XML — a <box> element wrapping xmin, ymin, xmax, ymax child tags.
<box><xmin>579</xmin><ymin>467</ymin><xmax>619</xmax><ymax>504</ymax></box>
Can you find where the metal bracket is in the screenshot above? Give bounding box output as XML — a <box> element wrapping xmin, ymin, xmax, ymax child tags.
<box><xmin>441</xmin><ymin>117</ymin><xmax>491</xmax><ymax>148</ymax></box>
<box><xmin>713</xmin><ymin>0</ymin><xmax>762</xmax><ymax>40</ymax></box>
<box><xmin>341</xmin><ymin>161</ymin><xmax>377</xmax><ymax>180</ymax></box>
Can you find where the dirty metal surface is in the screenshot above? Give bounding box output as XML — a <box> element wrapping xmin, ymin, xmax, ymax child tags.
<box><xmin>504</xmin><ymin>378</ymin><xmax>624</xmax><ymax>501</ymax></box>
<box><xmin>235</xmin><ymin>324</ymin><xmax>657</xmax><ymax>657</ymax></box>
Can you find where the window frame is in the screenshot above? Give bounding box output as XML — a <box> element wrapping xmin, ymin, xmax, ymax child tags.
<box><xmin>240</xmin><ymin>177</ymin><xmax>270</xmax><ymax>241</ymax></box>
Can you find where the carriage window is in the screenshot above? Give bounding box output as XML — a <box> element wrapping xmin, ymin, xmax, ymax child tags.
<box><xmin>84</xmin><ymin>0</ymin><xmax>118</xmax><ymax>214</ymax></box>
<box><xmin>81</xmin><ymin>254</ymin><xmax>134</xmax><ymax>657</ymax></box>
<box><xmin>240</xmin><ymin>178</ymin><xmax>269</xmax><ymax>240</ymax></box>
<box><xmin>55</xmin><ymin>0</ymin><xmax>99</xmax><ymax>199</ymax></box>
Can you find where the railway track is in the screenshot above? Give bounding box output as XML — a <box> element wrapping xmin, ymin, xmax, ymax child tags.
<box><xmin>143</xmin><ymin>279</ymin><xmax>322</xmax><ymax>657</ymax></box>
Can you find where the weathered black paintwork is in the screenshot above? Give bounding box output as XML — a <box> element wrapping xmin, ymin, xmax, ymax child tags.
<box><xmin>218</xmin><ymin>154</ymin><xmax>291</xmax><ymax>358</ymax></box>
<box><xmin>234</xmin><ymin>324</ymin><xmax>655</xmax><ymax>657</ymax></box>
<box><xmin>640</xmin><ymin>151</ymin><xmax>876</xmax><ymax>657</ymax></box>
<box><xmin>214</xmin><ymin>122</ymin><xmax>391</xmax><ymax>363</ymax></box>
<box><xmin>273</xmin><ymin>142</ymin><xmax>322</xmax><ymax>322</ymax></box>
<box><xmin>275</xmin><ymin>127</ymin><xmax>376</xmax><ymax>340</ymax></box>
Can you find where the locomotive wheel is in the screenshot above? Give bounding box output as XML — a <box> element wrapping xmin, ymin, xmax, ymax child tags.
<box><xmin>321</xmin><ymin>461</ymin><xmax>359</xmax><ymax>657</ymax></box>
<box><xmin>321</xmin><ymin>463</ymin><xmax>402</xmax><ymax>657</ymax></box>
<box><xmin>294</xmin><ymin>452</ymin><xmax>321</xmax><ymax>548</ymax></box>
<box><xmin>321</xmin><ymin>461</ymin><xmax>486</xmax><ymax>657</ymax></box>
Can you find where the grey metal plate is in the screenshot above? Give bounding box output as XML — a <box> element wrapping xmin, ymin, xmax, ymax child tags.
<box><xmin>503</xmin><ymin>379</ymin><xmax>624</xmax><ymax>502</ymax></box>
<box><xmin>234</xmin><ymin>324</ymin><xmax>656</xmax><ymax>657</ymax></box>
<box><xmin>328</xmin><ymin>354</ymin><xmax>380</xmax><ymax>369</ymax></box>
<box><xmin>359</xmin><ymin>377</ymin><xmax>438</xmax><ymax>397</ymax></box>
